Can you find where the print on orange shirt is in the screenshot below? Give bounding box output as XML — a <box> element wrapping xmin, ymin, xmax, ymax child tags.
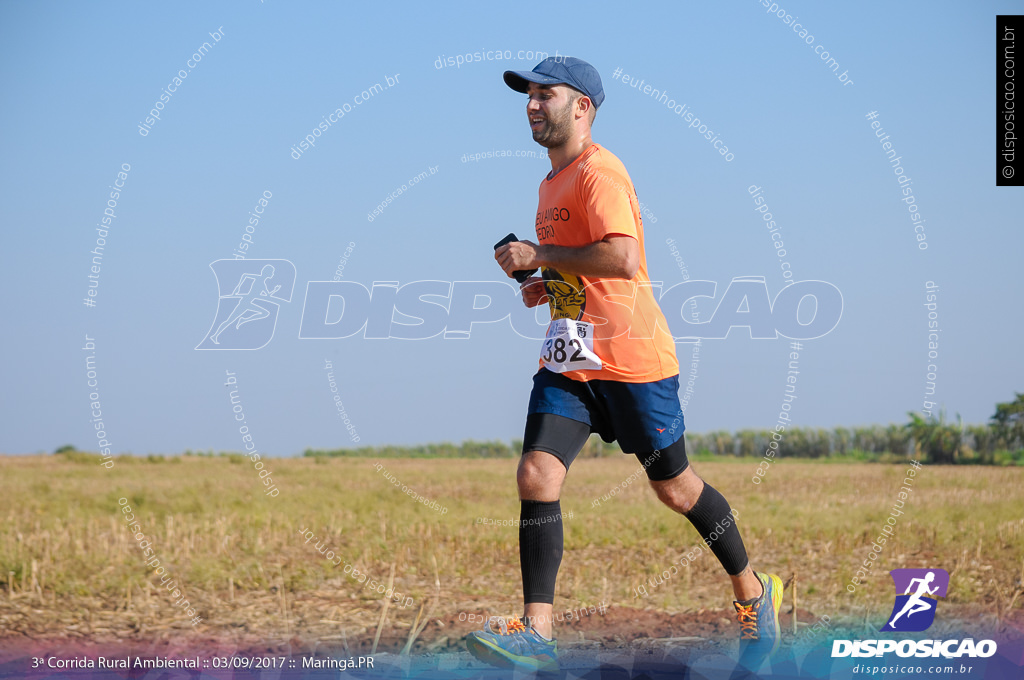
<box><xmin>542</xmin><ymin>269</ymin><xmax>586</xmax><ymax>320</ymax></box>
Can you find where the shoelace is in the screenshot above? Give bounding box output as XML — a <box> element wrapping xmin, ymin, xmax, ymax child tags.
<box><xmin>735</xmin><ymin>603</ymin><xmax>759</xmax><ymax>640</ymax></box>
<box><xmin>490</xmin><ymin>616</ymin><xmax>528</xmax><ymax>635</ymax></box>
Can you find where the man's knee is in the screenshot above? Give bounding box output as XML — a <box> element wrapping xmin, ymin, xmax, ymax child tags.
<box><xmin>652</xmin><ymin>483</ymin><xmax>696</xmax><ymax>513</ymax></box>
<box><xmin>517</xmin><ymin>451</ymin><xmax>565</xmax><ymax>500</ymax></box>
<box><xmin>650</xmin><ymin>471</ymin><xmax>703</xmax><ymax>514</ymax></box>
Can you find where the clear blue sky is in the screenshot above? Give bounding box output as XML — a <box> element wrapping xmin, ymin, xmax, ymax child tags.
<box><xmin>2</xmin><ymin>1</ymin><xmax>1020</xmax><ymax>456</ymax></box>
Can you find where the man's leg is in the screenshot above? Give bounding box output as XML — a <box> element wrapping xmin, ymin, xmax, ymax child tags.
<box><xmin>465</xmin><ymin>369</ymin><xmax>595</xmax><ymax>670</ymax></box>
<box><xmin>516</xmin><ymin>411</ymin><xmax>591</xmax><ymax>638</ymax></box>
<box><xmin>648</xmin><ymin>465</ymin><xmax>762</xmax><ymax>601</ymax></box>
<box><xmin>465</xmin><ymin>412</ymin><xmax>588</xmax><ymax>670</ymax></box>
<box><xmin>598</xmin><ymin>374</ymin><xmax>758</xmax><ymax>596</ymax></box>
<box><xmin>641</xmin><ymin>435</ymin><xmax>783</xmax><ymax>663</ymax></box>
<box><xmin>517</xmin><ymin>449</ymin><xmax>567</xmax><ymax>639</ymax></box>
<box><xmin>603</xmin><ymin>372</ymin><xmax>782</xmax><ymax>664</ymax></box>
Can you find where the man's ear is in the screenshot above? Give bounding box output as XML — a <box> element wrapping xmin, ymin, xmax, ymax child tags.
<box><xmin>576</xmin><ymin>95</ymin><xmax>593</xmax><ymax>121</ymax></box>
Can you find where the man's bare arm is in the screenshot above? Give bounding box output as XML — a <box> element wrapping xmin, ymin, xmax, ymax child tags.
<box><xmin>495</xmin><ymin>235</ymin><xmax>639</xmax><ymax>280</ymax></box>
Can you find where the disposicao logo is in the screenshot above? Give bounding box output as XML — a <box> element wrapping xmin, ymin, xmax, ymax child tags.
<box><xmin>831</xmin><ymin>567</ymin><xmax>997</xmax><ymax>660</ymax></box>
<box><xmin>197</xmin><ymin>260</ymin><xmax>296</xmax><ymax>350</ymax></box>
<box><xmin>881</xmin><ymin>568</ymin><xmax>949</xmax><ymax>632</ymax></box>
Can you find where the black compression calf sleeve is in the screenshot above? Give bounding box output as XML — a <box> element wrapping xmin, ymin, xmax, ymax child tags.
<box><xmin>520</xmin><ymin>500</ymin><xmax>564</xmax><ymax>605</ymax></box>
<box><xmin>684</xmin><ymin>483</ymin><xmax>750</xmax><ymax>576</ymax></box>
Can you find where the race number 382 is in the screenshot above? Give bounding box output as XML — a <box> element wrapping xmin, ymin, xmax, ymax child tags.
<box><xmin>541</xmin><ymin>319</ymin><xmax>602</xmax><ymax>372</ymax></box>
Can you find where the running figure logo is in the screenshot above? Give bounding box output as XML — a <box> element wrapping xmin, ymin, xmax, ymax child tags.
<box><xmin>196</xmin><ymin>259</ymin><xmax>296</xmax><ymax>350</ymax></box>
<box><xmin>880</xmin><ymin>568</ymin><xmax>949</xmax><ymax>632</ymax></box>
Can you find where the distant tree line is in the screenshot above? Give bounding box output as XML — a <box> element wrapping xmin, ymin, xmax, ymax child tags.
<box><xmin>301</xmin><ymin>394</ymin><xmax>1024</xmax><ymax>466</ymax></box>
<box><xmin>302</xmin><ymin>441</ymin><xmax>523</xmax><ymax>460</ymax></box>
<box><xmin>55</xmin><ymin>395</ymin><xmax>1024</xmax><ymax>466</ymax></box>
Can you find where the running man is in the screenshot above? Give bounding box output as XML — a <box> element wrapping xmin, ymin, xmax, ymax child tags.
<box><xmin>888</xmin><ymin>571</ymin><xmax>939</xmax><ymax>628</ymax></box>
<box><xmin>464</xmin><ymin>57</ymin><xmax>783</xmax><ymax>671</ymax></box>
<box><xmin>210</xmin><ymin>264</ymin><xmax>281</xmax><ymax>345</ymax></box>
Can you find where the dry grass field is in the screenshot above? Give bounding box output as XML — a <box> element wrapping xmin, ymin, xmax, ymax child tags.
<box><xmin>0</xmin><ymin>454</ymin><xmax>1021</xmax><ymax>656</ymax></box>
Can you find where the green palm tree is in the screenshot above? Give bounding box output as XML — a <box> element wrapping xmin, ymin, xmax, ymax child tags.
<box><xmin>905</xmin><ymin>409</ymin><xmax>962</xmax><ymax>464</ymax></box>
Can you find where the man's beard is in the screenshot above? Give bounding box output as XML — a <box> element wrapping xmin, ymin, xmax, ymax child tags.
<box><xmin>532</xmin><ymin>99</ymin><xmax>575</xmax><ymax>148</ymax></box>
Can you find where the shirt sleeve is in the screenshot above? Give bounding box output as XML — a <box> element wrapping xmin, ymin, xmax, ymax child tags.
<box><xmin>578</xmin><ymin>156</ymin><xmax>639</xmax><ymax>243</ymax></box>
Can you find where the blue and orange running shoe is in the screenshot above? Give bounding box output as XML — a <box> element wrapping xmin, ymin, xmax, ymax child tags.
<box><xmin>735</xmin><ymin>571</ymin><xmax>784</xmax><ymax>663</ymax></box>
<box><xmin>465</xmin><ymin>616</ymin><xmax>559</xmax><ymax>671</ymax></box>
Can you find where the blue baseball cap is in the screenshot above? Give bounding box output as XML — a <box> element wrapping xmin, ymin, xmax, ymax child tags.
<box><xmin>503</xmin><ymin>56</ymin><xmax>605</xmax><ymax>109</ymax></box>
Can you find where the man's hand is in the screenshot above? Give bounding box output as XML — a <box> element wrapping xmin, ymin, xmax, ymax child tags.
<box><xmin>495</xmin><ymin>239</ymin><xmax>542</xmax><ymax>278</ymax></box>
<box><xmin>495</xmin><ymin>234</ymin><xmax>639</xmax><ymax>280</ymax></box>
<box><xmin>519</xmin><ymin>276</ymin><xmax>549</xmax><ymax>308</ymax></box>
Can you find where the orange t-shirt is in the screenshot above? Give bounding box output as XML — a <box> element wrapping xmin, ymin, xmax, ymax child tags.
<box><xmin>534</xmin><ymin>144</ymin><xmax>678</xmax><ymax>383</ymax></box>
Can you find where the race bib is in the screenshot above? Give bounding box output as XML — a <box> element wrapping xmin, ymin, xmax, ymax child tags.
<box><xmin>540</xmin><ymin>319</ymin><xmax>603</xmax><ymax>372</ymax></box>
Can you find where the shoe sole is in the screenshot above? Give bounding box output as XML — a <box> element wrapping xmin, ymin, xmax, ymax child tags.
<box><xmin>764</xmin><ymin>573</ymin><xmax>784</xmax><ymax>656</ymax></box>
<box><xmin>465</xmin><ymin>633</ymin><xmax>559</xmax><ymax>672</ymax></box>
